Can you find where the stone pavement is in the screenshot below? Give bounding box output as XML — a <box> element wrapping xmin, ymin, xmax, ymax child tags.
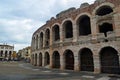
<box><xmin>0</xmin><ymin>61</ymin><xmax>120</xmax><ymax>80</ymax></box>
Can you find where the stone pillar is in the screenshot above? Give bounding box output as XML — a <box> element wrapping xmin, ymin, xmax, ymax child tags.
<box><xmin>91</xmin><ymin>16</ymin><xmax>97</xmax><ymax>43</ymax></box>
<box><xmin>33</xmin><ymin>54</ymin><xmax>36</xmax><ymax>66</ymax></box>
<box><xmin>37</xmin><ymin>54</ymin><xmax>39</xmax><ymax>66</ymax></box>
<box><xmin>43</xmin><ymin>32</ymin><xmax>45</xmax><ymax>48</ymax></box>
<box><xmin>93</xmin><ymin>54</ymin><xmax>101</xmax><ymax>74</ymax></box>
<box><xmin>35</xmin><ymin>38</ymin><xmax>37</xmax><ymax>50</ymax></box>
<box><xmin>42</xmin><ymin>53</ymin><xmax>45</xmax><ymax>66</ymax></box>
<box><xmin>60</xmin><ymin>55</ymin><xmax>65</xmax><ymax>70</ymax></box>
<box><xmin>74</xmin><ymin>55</ymin><xmax>79</xmax><ymax>71</ymax></box>
<box><xmin>60</xmin><ymin>24</ymin><xmax>63</xmax><ymax>42</ymax></box>
<box><xmin>49</xmin><ymin>54</ymin><xmax>53</xmax><ymax>69</ymax></box>
<box><xmin>118</xmin><ymin>54</ymin><xmax>120</xmax><ymax>66</ymax></box>
<box><xmin>73</xmin><ymin>22</ymin><xmax>78</xmax><ymax>42</ymax></box>
<box><xmin>113</xmin><ymin>13</ymin><xmax>120</xmax><ymax>37</ymax></box>
<box><xmin>38</xmin><ymin>36</ymin><xmax>40</xmax><ymax>49</ymax></box>
<box><xmin>50</xmin><ymin>28</ymin><xmax>53</xmax><ymax>46</ymax></box>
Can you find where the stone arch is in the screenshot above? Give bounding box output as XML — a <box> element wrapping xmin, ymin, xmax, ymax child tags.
<box><xmin>0</xmin><ymin>50</ymin><xmax>3</xmax><ymax>57</ymax></box>
<box><xmin>44</xmin><ymin>52</ymin><xmax>50</xmax><ymax>66</ymax></box>
<box><xmin>35</xmin><ymin>53</ymin><xmax>37</xmax><ymax>66</ymax></box>
<box><xmin>5</xmin><ymin>51</ymin><xmax>7</xmax><ymax>58</ymax></box>
<box><xmin>62</xmin><ymin>20</ymin><xmax>73</xmax><ymax>39</ymax></box>
<box><xmin>52</xmin><ymin>51</ymin><xmax>60</xmax><ymax>68</ymax></box>
<box><xmin>99</xmin><ymin>46</ymin><xmax>120</xmax><ymax>74</ymax></box>
<box><xmin>33</xmin><ymin>36</ymin><xmax>36</xmax><ymax>50</ymax></box>
<box><xmin>76</xmin><ymin>14</ymin><xmax>91</xmax><ymax>36</ymax></box>
<box><xmin>79</xmin><ymin>48</ymin><xmax>94</xmax><ymax>71</ymax></box>
<box><xmin>0</xmin><ymin>50</ymin><xmax>3</xmax><ymax>61</ymax></box>
<box><xmin>40</xmin><ymin>32</ymin><xmax>44</xmax><ymax>48</ymax></box>
<box><xmin>93</xmin><ymin>2</ymin><xmax>114</xmax><ymax>16</ymax></box>
<box><xmin>63</xmin><ymin>49</ymin><xmax>74</xmax><ymax>70</ymax></box>
<box><xmin>39</xmin><ymin>53</ymin><xmax>42</xmax><ymax>66</ymax></box>
<box><xmin>9</xmin><ymin>51</ymin><xmax>12</xmax><ymax>60</ymax></box>
<box><xmin>45</xmin><ymin>28</ymin><xmax>50</xmax><ymax>47</ymax></box>
<box><xmin>36</xmin><ymin>35</ymin><xmax>39</xmax><ymax>49</ymax></box>
<box><xmin>52</xmin><ymin>24</ymin><xmax>60</xmax><ymax>41</ymax></box>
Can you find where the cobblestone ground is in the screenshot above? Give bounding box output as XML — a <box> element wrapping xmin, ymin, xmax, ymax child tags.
<box><xmin>0</xmin><ymin>61</ymin><xmax>120</xmax><ymax>80</ymax></box>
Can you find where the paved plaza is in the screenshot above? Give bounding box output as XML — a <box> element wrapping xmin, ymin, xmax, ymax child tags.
<box><xmin>0</xmin><ymin>61</ymin><xmax>120</xmax><ymax>80</ymax></box>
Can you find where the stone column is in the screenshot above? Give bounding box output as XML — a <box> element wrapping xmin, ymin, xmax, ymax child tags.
<box><xmin>118</xmin><ymin>54</ymin><xmax>120</xmax><ymax>66</ymax></box>
<box><xmin>49</xmin><ymin>54</ymin><xmax>53</xmax><ymax>69</ymax></box>
<box><xmin>74</xmin><ymin>55</ymin><xmax>79</xmax><ymax>71</ymax></box>
<box><xmin>93</xmin><ymin>54</ymin><xmax>101</xmax><ymax>74</ymax></box>
<box><xmin>90</xmin><ymin>16</ymin><xmax>97</xmax><ymax>43</ymax></box>
<box><xmin>60</xmin><ymin>24</ymin><xmax>63</xmax><ymax>42</ymax></box>
<box><xmin>60</xmin><ymin>55</ymin><xmax>65</xmax><ymax>70</ymax></box>
<box><xmin>43</xmin><ymin>32</ymin><xmax>45</xmax><ymax>48</ymax></box>
<box><xmin>33</xmin><ymin>54</ymin><xmax>36</xmax><ymax>66</ymax></box>
<box><xmin>50</xmin><ymin>28</ymin><xmax>53</xmax><ymax>46</ymax></box>
<box><xmin>113</xmin><ymin>13</ymin><xmax>120</xmax><ymax>37</ymax></box>
<box><xmin>42</xmin><ymin>53</ymin><xmax>45</xmax><ymax>66</ymax></box>
<box><xmin>37</xmin><ymin>54</ymin><xmax>39</xmax><ymax>66</ymax></box>
<box><xmin>38</xmin><ymin>35</ymin><xmax>40</xmax><ymax>49</ymax></box>
<box><xmin>73</xmin><ymin>22</ymin><xmax>78</xmax><ymax>42</ymax></box>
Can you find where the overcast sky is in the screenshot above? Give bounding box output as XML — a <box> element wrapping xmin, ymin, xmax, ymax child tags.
<box><xmin>0</xmin><ymin>0</ymin><xmax>95</xmax><ymax>51</ymax></box>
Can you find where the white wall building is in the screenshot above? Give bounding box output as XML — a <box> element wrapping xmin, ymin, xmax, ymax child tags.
<box><xmin>0</xmin><ymin>44</ymin><xmax>14</xmax><ymax>61</ymax></box>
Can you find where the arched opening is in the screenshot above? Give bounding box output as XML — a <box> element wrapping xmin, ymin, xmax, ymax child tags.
<box><xmin>79</xmin><ymin>48</ymin><xmax>94</xmax><ymax>71</ymax></box>
<box><xmin>5</xmin><ymin>51</ymin><xmax>7</xmax><ymax>58</ymax></box>
<box><xmin>44</xmin><ymin>52</ymin><xmax>50</xmax><ymax>66</ymax></box>
<box><xmin>35</xmin><ymin>53</ymin><xmax>37</xmax><ymax>66</ymax></box>
<box><xmin>100</xmin><ymin>47</ymin><xmax>120</xmax><ymax>74</ymax></box>
<box><xmin>0</xmin><ymin>51</ymin><xmax>3</xmax><ymax>57</ymax></box>
<box><xmin>53</xmin><ymin>25</ymin><xmax>60</xmax><ymax>41</ymax></box>
<box><xmin>33</xmin><ymin>37</ymin><xmax>36</xmax><ymax>50</ymax></box>
<box><xmin>36</xmin><ymin>35</ymin><xmax>39</xmax><ymax>49</ymax></box>
<box><xmin>99</xmin><ymin>23</ymin><xmax>113</xmax><ymax>37</ymax></box>
<box><xmin>64</xmin><ymin>50</ymin><xmax>74</xmax><ymax>70</ymax></box>
<box><xmin>39</xmin><ymin>53</ymin><xmax>42</xmax><ymax>66</ymax></box>
<box><xmin>96</xmin><ymin>6</ymin><xmax>113</xmax><ymax>16</ymax></box>
<box><xmin>0</xmin><ymin>51</ymin><xmax>3</xmax><ymax>61</ymax></box>
<box><xmin>52</xmin><ymin>51</ymin><xmax>60</xmax><ymax>68</ymax></box>
<box><xmin>40</xmin><ymin>32</ymin><xmax>43</xmax><ymax>49</ymax></box>
<box><xmin>45</xmin><ymin>29</ymin><xmax>50</xmax><ymax>47</ymax></box>
<box><xmin>77</xmin><ymin>15</ymin><xmax>91</xmax><ymax>36</ymax></box>
<box><xmin>63</xmin><ymin>21</ymin><xmax>73</xmax><ymax>38</ymax></box>
<box><xmin>9</xmin><ymin>51</ymin><xmax>12</xmax><ymax>61</ymax></box>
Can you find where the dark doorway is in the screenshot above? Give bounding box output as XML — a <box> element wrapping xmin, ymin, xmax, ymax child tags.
<box><xmin>35</xmin><ymin>54</ymin><xmax>37</xmax><ymax>66</ymax></box>
<box><xmin>78</xmin><ymin>15</ymin><xmax>91</xmax><ymax>36</ymax></box>
<box><xmin>99</xmin><ymin>23</ymin><xmax>113</xmax><ymax>37</ymax></box>
<box><xmin>40</xmin><ymin>32</ymin><xmax>43</xmax><ymax>49</ymax></box>
<box><xmin>52</xmin><ymin>51</ymin><xmax>60</xmax><ymax>68</ymax></box>
<box><xmin>63</xmin><ymin>21</ymin><xmax>73</xmax><ymax>38</ymax></box>
<box><xmin>45</xmin><ymin>29</ymin><xmax>50</xmax><ymax>47</ymax></box>
<box><xmin>64</xmin><ymin>50</ymin><xmax>74</xmax><ymax>70</ymax></box>
<box><xmin>96</xmin><ymin>6</ymin><xmax>113</xmax><ymax>16</ymax></box>
<box><xmin>53</xmin><ymin>25</ymin><xmax>60</xmax><ymax>41</ymax></box>
<box><xmin>45</xmin><ymin>52</ymin><xmax>50</xmax><ymax>66</ymax></box>
<box><xmin>79</xmin><ymin>48</ymin><xmax>94</xmax><ymax>71</ymax></box>
<box><xmin>9</xmin><ymin>51</ymin><xmax>12</xmax><ymax>60</ymax></box>
<box><xmin>39</xmin><ymin>53</ymin><xmax>42</xmax><ymax>66</ymax></box>
<box><xmin>100</xmin><ymin>47</ymin><xmax>120</xmax><ymax>74</ymax></box>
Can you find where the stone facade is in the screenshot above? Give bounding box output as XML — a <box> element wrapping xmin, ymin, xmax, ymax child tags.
<box><xmin>31</xmin><ymin>0</ymin><xmax>120</xmax><ymax>74</ymax></box>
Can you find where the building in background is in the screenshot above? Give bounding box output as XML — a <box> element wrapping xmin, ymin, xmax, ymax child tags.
<box><xmin>0</xmin><ymin>44</ymin><xmax>14</xmax><ymax>61</ymax></box>
<box><xmin>17</xmin><ymin>46</ymin><xmax>31</xmax><ymax>62</ymax></box>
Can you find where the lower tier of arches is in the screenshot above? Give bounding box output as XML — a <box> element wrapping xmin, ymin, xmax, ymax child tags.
<box><xmin>31</xmin><ymin>46</ymin><xmax>120</xmax><ymax>74</ymax></box>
